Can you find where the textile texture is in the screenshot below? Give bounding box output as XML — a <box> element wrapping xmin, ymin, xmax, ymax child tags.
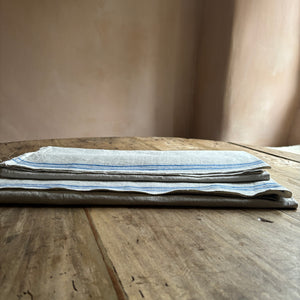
<box><xmin>0</xmin><ymin>146</ymin><xmax>297</xmax><ymax>208</ymax></box>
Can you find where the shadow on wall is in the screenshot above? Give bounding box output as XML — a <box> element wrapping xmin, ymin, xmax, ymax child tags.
<box><xmin>192</xmin><ymin>0</ymin><xmax>300</xmax><ymax>146</ymax></box>
<box><xmin>286</xmin><ymin>69</ymin><xmax>300</xmax><ymax>145</ymax></box>
<box><xmin>151</xmin><ymin>0</ymin><xmax>202</xmax><ymax>137</ymax></box>
<box><xmin>225</xmin><ymin>0</ymin><xmax>300</xmax><ymax>147</ymax></box>
<box><xmin>191</xmin><ymin>0</ymin><xmax>235</xmax><ymax>141</ymax></box>
<box><xmin>0</xmin><ymin>0</ymin><xmax>299</xmax><ymax>145</ymax></box>
<box><xmin>281</xmin><ymin>1</ymin><xmax>300</xmax><ymax>146</ymax></box>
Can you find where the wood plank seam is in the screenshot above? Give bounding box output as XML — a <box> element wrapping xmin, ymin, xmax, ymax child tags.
<box><xmin>229</xmin><ymin>142</ymin><xmax>300</xmax><ymax>163</ymax></box>
<box><xmin>84</xmin><ymin>208</ymin><xmax>129</xmax><ymax>300</ymax></box>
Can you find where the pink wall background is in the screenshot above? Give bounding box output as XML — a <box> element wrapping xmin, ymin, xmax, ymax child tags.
<box><xmin>0</xmin><ymin>0</ymin><xmax>299</xmax><ymax>146</ymax></box>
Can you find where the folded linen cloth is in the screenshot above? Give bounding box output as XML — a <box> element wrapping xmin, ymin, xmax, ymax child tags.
<box><xmin>0</xmin><ymin>168</ymin><xmax>270</xmax><ymax>183</ymax></box>
<box><xmin>1</xmin><ymin>146</ymin><xmax>270</xmax><ymax>182</ymax></box>
<box><xmin>0</xmin><ymin>146</ymin><xmax>297</xmax><ymax>208</ymax></box>
<box><xmin>0</xmin><ymin>177</ymin><xmax>291</xmax><ymax>196</ymax></box>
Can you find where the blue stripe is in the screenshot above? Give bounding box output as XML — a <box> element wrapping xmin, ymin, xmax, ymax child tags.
<box><xmin>0</xmin><ymin>182</ymin><xmax>282</xmax><ymax>192</ymax></box>
<box><xmin>12</xmin><ymin>157</ymin><xmax>265</xmax><ymax>171</ymax></box>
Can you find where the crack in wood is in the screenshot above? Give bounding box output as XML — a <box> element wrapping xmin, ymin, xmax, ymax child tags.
<box><xmin>27</xmin><ymin>290</ymin><xmax>33</xmax><ymax>300</ymax></box>
<box><xmin>138</xmin><ymin>289</ymin><xmax>144</xmax><ymax>298</ymax></box>
<box><xmin>257</xmin><ymin>217</ymin><xmax>274</xmax><ymax>223</ymax></box>
<box><xmin>72</xmin><ymin>280</ymin><xmax>78</xmax><ymax>292</ymax></box>
<box><xmin>84</xmin><ymin>208</ymin><xmax>128</xmax><ymax>300</ymax></box>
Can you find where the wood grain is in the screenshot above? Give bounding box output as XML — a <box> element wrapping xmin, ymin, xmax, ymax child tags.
<box><xmin>85</xmin><ymin>137</ymin><xmax>300</xmax><ymax>299</ymax></box>
<box><xmin>0</xmin><ymin>207</ymin><xmax>118</xmax><ymax>300</ymax></box>
<box><xmin>88</xmin><ymin>207</ymin><xmax>300</xmax><ymax>299</ymax></box>
<box><xmin>0</xmin><ymin>139</ymin><xmax>120</xmax><ymax>300</ymax></box>
<box><xmin>1</xmin><ymin>137</ymin><xmax>300</xmax><ymax>300</ymax></box>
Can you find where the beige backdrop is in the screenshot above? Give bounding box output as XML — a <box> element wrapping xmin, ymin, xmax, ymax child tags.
<box><xmin>1</xmin><ymin>0</ymin><xmax>299</xmax><ymax>145</ymax></box>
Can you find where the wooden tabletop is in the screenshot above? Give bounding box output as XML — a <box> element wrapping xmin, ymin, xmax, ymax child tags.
<box><xmin>0</xmin><ymin>137</ymin><xmax>299</xmax><ymax>300</ymax></box>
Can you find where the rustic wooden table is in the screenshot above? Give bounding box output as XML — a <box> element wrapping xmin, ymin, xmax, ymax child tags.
<box><xmin>0</xmin><ymin>137</ymin><xmax>299</xmax><ymax>300</ymax></box>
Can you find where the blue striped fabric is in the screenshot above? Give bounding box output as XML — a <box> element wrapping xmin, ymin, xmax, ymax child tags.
<box><xmin>0</xmin><ymin>178</ymin><xmax>290</xmax><ymax>197</ymax></box>
<box><xmin>0</xmin><ymin>146</ymin><xmax>297</xmax><ymax>208</ymax></box>
<box><xmin>12</xmin><ymin>156</ymin><xmax>265</xmax><ymax>171</ymax></box>
<box><xmin>3</xmin><ymin>147</ymin><xmax>270</xmax><ymax>175</ymax></box>
<box><xmin>0</xmin><ymin>146</ymin><xmax>295</xmax><ymax>206</ymax></box>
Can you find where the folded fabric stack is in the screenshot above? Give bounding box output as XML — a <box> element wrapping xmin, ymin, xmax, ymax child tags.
<box><xmin>0</xmin><ymin>146</ymin><xmax>297</xmax><ymax>208</ymax></box>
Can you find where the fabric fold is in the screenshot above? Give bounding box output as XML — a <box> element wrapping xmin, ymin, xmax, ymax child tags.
<box><xmin>0</xmin><ymin>146</ymin><xmax>297</xmax><ymax>209</ymax></box>
<box><xmin>2</xmin><ymin>146</ymin><xmax>270</xmax><ymax>175</ymax></box>
<box><xmin>0</xmin><ymin>168</ymin><xmax>270</xmax><ymax>183</ymax></box>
